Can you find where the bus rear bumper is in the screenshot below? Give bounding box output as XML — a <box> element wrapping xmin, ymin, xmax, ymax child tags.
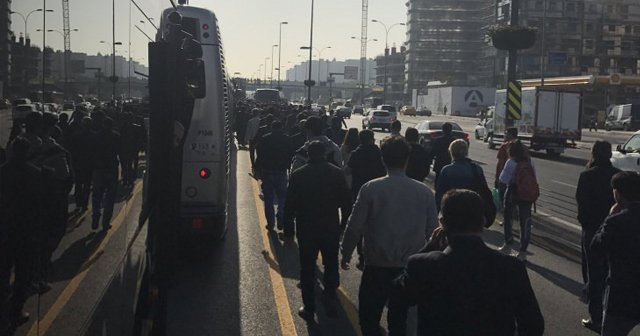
<box><xmin>180</xmin><ymin>206</ymin><xmax>227</xmax><ymax>239</ymax></box>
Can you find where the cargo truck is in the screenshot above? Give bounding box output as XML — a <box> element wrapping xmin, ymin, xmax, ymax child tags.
<box><xmin>487</xmin><ymin>87</ymin><xmax>582</xmax><ymax>157</ymax></box>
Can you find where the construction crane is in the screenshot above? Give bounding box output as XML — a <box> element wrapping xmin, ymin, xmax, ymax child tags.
<box><xmin>360</xmin><ymin>0</ymin><xmax>368</xmax><ymax>105</ymax></box>
<box><xmin>62</xmin><ymin>0</ymin><xmax>71</xmax><ymax>98</ymax></box>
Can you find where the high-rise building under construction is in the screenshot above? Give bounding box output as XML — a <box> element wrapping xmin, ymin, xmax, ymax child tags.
<box><xmin>405</xmin><ymin>0</ymin><xmax>640</xmax><ymax>95</ymax></box>
<box><xmin>404</xmin><ymin>0</ymin><xmax>494</xmax><ymax>95</ymax></box>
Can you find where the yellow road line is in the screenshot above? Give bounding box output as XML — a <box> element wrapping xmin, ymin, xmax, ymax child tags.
<box><xmin>27</xmin><ymin>182</ymin><xmax>143</xmax><ymax>336</ymax></box>
<box><xmin>250</xmin><ymin>179</ymin><xmax>298</xmax><ymax>336</ymax></box>
<box><xmin>337</xmin><ymin>281</ymin><xmax>362</xmax><ymax>335</ymax></box>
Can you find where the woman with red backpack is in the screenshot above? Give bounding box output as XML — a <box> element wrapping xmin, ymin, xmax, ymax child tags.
<box><xmin>497</xmin><ymin>140</ymin><xmax>540</xmax><ymax>261</ymax></box>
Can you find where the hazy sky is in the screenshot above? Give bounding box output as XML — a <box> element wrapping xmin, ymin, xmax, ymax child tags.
<box><xmin>12</xmin><ymin>0</ymin><xmax>407</xmax><ymax>78</ymax></box>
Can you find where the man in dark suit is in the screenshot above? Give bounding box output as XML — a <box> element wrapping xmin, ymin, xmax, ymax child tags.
<box><xmin>592</xmin><ymin>171</ymin><xmax>640</xmax><ymax>336</ymax></box>
<box><xmin>428</xmin><ymin>122</ymin><xmax>455</xmax><ymax>184</ymax></box>
<box><xmin>255</xmin><ymin>120</ymin><xmax>293</xmax><ymax>231</ymax></box>
<box><xmin>283</xmin><ymin>141</ymin><xmax>352</xmax><ymax>320</ymax></box>
<box><xmin>395</xmin><ymin>189</ymin><xmax>544</xmax><ymax>336</ymax></box>
<box><xmin>575</xmin><ymin>140</ymin><xmax>620</xmax><ymax>331</ymax></box>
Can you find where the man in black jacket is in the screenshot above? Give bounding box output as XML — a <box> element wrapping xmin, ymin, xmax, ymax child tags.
<box><xmin>70</xmin><ymin>117</ymin><xmax>95</xmax><ymax>211</ymax></box>
<box><xmin>347</xmin><ymin>130</ymin><xmax>386</xmax><ymax>199</ymax></box>
<box><xmin>395</xmin><ymin>189</ymin><xmax>544</xmax><ymax>336</ymax></box>
<box><xmin>576</xmin><ymin>141</ymin><xmax>620</xmax><ymax>331</ymax></box>
<box><xmin>429</xmin><ymin>122</ymin><xmax>455</xmax><ymax>184</ymax></box>
<box><xmin>91</xmin><ymin>117</ymin><xmax>121</xmax><ymax>230</ymax></box>
<box><xmin>405</xmin><ymin>127</ymin><xmax>431</xmax><ymax>182</ymax></box>
<box><xmin>283</xmin><ymin>141</ymin><xmax>352</xmax><ymax>321</ymax></box>
<box><xmin>0</xmin><ymin>138</ymin><xmax>44</xmax><ymax>332</ymax></box>
<box><xmin>347</xmin><ymin>130</ymin><xmax>386</xmax><ymax>269</ymax></box>
<box><xmin>255</xmin><ymin>120</ymin><xmax>292</xmax><ymax>231</ymax></box>
<box><xmin>592</xmin><ymin>171</ymin><xmax>640</xmax><ymax>336</ymax></box>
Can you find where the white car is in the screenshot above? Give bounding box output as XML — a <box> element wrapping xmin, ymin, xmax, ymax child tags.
<box><xmin>611</xmin><ymin>131</ymin><xmax>640</xmax><ymax>172</ymax></box>
<box><xmin>362</xmin><ymin>110</ymin><xmax>393</xmax><ymax>131</ymax></box>
<box><xmin>474</xmin><ymin>118</ymin><xmax>493</xmax><ymax>141</ymax></box>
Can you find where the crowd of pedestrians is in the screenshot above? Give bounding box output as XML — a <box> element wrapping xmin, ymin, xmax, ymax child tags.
<box><xmin>0</xmin><ymin>104</ymin><xmax>146</xmax><ymax>334</ymax></box>
<box><xmin>241</xmin><ymin>103</ymin><xmax>548</xmax><ymax>335</ymax></box>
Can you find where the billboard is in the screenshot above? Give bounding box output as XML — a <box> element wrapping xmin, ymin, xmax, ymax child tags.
<box><xmin>344</xmin><ymin>66</ymin><xmax>358</xmax><ymax>80</ymax></box>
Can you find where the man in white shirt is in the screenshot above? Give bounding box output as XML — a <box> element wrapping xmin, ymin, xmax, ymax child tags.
<box><xmin>341</xmin><ymin>135</ymin><xmax>439</xmax><ymax>336</ymax></box>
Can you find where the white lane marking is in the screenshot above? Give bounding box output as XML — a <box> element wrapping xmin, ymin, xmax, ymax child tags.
<box><xmin>535</xmin><ymin>209</ymin><xmax>582</xmax><ymax>231</ymax></box>
<box><xmin>552</xmin><ymin>180</ymin><xmax>577</xmax><ymax>189</ymax></box>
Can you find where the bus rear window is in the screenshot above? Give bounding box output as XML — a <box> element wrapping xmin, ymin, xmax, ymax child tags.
<box><xmin>181</xmin><ymin>17</ymin><xmax>199</xmax><ymax>39</ymax></box>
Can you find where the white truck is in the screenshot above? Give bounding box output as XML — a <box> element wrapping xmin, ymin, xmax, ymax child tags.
<box><xmin>488</xmin><ymin>87</ymin><xmax>582</xmax><ymax>157</ymax></box>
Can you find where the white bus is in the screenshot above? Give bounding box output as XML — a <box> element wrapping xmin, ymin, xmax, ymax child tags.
<box><xmin>159</xmin><ymin>5</ymin><xmax>232</xmax><ymax>239</ymax></box>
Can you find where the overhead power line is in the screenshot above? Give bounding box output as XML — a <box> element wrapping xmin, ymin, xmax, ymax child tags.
<box><xmin>131</xmin><ymin>0</ymin><xmax>159</xmax><ymax>30</ymax></box>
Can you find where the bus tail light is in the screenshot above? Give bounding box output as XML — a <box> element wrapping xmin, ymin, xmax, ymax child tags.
<box><xmin>192</xmin><ymin>218</ymin><xmax>204</xmax><ymax>229</ymax></box>
<box><xmin>199</xmin><ymin>168</ymin><xmax>211</xmax><ymax>179</ymax></box>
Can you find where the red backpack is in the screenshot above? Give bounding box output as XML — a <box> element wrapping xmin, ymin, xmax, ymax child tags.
<box><xmin>515</xmin><ymin>161</ymin><xmax>540</xmax><ymax>203</ymax></box>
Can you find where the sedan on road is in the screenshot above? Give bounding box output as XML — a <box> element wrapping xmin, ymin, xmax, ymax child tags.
<box><xmin>362</xmin><ymin>110</ymin><xmax>393</xmax><ymax>131</ymax></box>
<box><xmin>336</xmin><ymin>106</ymin><xmax>352</xmax><ymax>119</ymax></box>
<box><xmin>611</xmin><ymin>130</ymin><xmax>640</xmax><ymax>173</ymax></box>
<box><xmin>415</xmin><ymin>120</ymin><xmax>469</xmax><ymax>150</ymax></box>
<box><xmin>416</xmin><ymin>108</ymin><xmax>432</xmax><ymax>116</ymax></box>
<box><xmin>474</xmin><ymin>118</ymin><xmax>493</xmax><ymax>141</ymax></box>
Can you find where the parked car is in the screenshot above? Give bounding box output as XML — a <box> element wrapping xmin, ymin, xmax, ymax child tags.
<box><xmin>62</xmin><ymin>101</ymin><xmax>75</xmax><ymax>111</ymax></box>
<box><xmin>352</xmin><ymin>106</ymin><xmax>364</xmax><ymax>115</ymax></box>
<box><xmin>12</xmin><ymin>104</ymin><xmax>38</xmax><ymax>121</ymax></box>
<box><xmin>12</xmin><ymin>98</ymin><xmax>31</xmax><ymax>106</ymax></box>
<box><xmin>474</xmin><ymin>118</ymin><xmax>493</xmax><ymax>141</ymax></box>
<box><xmin>45</xmin><ymin>103</ymin><xmax>60</xmax><ymax>114</ymax></box>
<box><xmin>401</xmin><ymin>105</ymin><xmax>417</xmax><ymax>116</ymax></box>
<box><xmin>416</xmin><ymin>108</ymin><xmax>432</xmax><ymax>116</ymax></box>
<box><xmin>0</xmin><ymin>99</ymin><xmax>10</xmax><ymax>109</ymax></box>
<box><xmin>415</xmin><ymin>120</ymin><xmax>469</xmax><ymax>151</ymax></box>
<box><xmin>362</xmin><ymin>110</ymin><xmax>393</xmax><ymax>131</ymax></box>
<box><xmin>336</xmin><ymin>106</ymin><xmax>352</xmax><ymax>119</ymax></box>
<box><xmin>611</xmin><ymin>130</ymin><xmax>640</xmax><ymax>172</ymax></box>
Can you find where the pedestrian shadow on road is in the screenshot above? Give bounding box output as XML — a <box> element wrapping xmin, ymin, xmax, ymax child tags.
<box><xmin>302</xmin><ymin>274</ymin><xmax>359</xmax><ymax>336</ymax></box>
<box><xmin>526</xmin><ymin>261</ymin><xmax>584</xmax><ymax>298</ymax></box>
<box><xmin>266</xmin><ymin>232</ymin><xmax>301</xmax><ymax>280</ymax></box>
<box><xmin>51</xmin><ymin>230</ymin><xmax>108</xmax><ymax>282</ymax></box>
<box><xmin>530</xmin><ymin>151</ymin><xmax>588</xmax><ymax>167</ymax></box>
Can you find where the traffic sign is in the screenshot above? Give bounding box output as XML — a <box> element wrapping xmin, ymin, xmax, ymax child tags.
<box><xmin>507</xmin><ymin>80</ymin><xmax>522</xmax><ymax>121</ymax></box>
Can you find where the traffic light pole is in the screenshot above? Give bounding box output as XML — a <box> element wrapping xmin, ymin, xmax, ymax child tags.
<box><xmin>505</xmin><ymin>0</ymin><xmax>519</xmax><ymax>128</ymax></box>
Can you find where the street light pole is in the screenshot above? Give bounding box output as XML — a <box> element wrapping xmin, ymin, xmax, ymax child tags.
<box><xmin>42</xmin><ymin>0</ymin><xmax>47</xmax><ymax>103</ymax></box>
<box><xmin>307</xmin><ymin>0</ymin><xmax>314</xmax><ymax>106</ymax></box>
<box><xmin>10</xmin><ymin>9</ymin><xmax>50</xmax><ymax>39</ymax></box>
<box><xmin>371</xmin><ymin>19</ymin><xmax>405</xmax><ymax>104</ymax></box>
<box><xmin>42</xmin><ymin>28</ymin><xmax>77</xmax><ymax>99</ymax></box>
<box><xmin>540</xmin><ymin>0</ymin><xmax>547</xmax><ymax>87</ymax></box>
<box><xmin>277</xmin><ymin>22</ymin><xmax>288</xmax><ymax>90</ymax></box>
<box><xmin>264</xmin><ymin>57</ymin><xmax>270</xmax><ymax>85</ymax></box>
<box><xmin>271</xmin><ymin>44</ymin><xmax>278</xmax><ymax>87</ymax></box>
<box><xmin>317</xmin><ymin>46</ymin><xmax>331</xmax><ymax>87</ymax></box>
